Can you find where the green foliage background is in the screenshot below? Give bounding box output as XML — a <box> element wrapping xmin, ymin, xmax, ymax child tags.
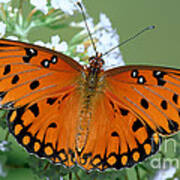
<box><xmin>1</xmin><ymin>0</ymin><xmax>180</xmax><ymax>180</ymax></box>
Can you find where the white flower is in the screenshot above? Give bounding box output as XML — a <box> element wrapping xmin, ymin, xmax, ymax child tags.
<box><xmin>9</xmin><ymin>13</ymin><xmax>14</xmax><ymax>18</ymax></box>
<box><xmin>14</xmin><ymin>8</ymin><xmax>18</xmax><ymax>13</ymax></box>
<box><xmin>86</xmin><ymin>13</ymin><xmax>124</xmax><ymax>69</ymax></box>
<box><xmin>0</xmin><ymin>0</ymin><xmax>11</xmax><ymax>3</ymax></box>
<box><xmin>74</xmin><ymin>56</ymin><xmax>80</xmax><ymax>62</ymax></box>
<box><xmin>76</xmin><ymin>44</ymin><xmax>85</xmax><ymax>53</ymax></box>
<box><xmin>154</xmin><ymin>166</ymin><xmax>177</xmax><ymax>180</ymax></box>
<box><xmin>71</xmin><ymin>17</ymin><xmax>94</xmax><ymax>33</ymax></box>
<box><xmin>87</xmin><ymin>45</ymin><xmax>95</xmax><ymax>57</ymax></box>
<box><xmin>0</xmin><ymin>163</ymin><xmax>6</xmax><ymax>177</ymax></box>
<box><xmin>0</xmin><ymin>141</ymin><xmax>8</xmax><ymax>152</ymax></box>
<box><xmin>50</xmin><ymin>35</ymin><xmax>68</xmax><ymax>52</ymax></box>
<box><xmin>6</xmin><ymin>36</ymin><xmax>18</xmax><ymax>40</ymax></box>
<box><xmin>34</xmin><ymin>40</ymin><xmax>46</xmax><ymax>47</ymax></box>
<box><xmin>30</xmin><ymin>0</ymin><xmax>48</xmax><ymax>14</ymax></box>
<box><xmin>7</xmin><ymin>6</ymin><xmax>12</xmax><ymax>11</ymax></box>
<box><xmin>34</xmin><ymin>35</ymin><xmax>68</xmax><ymax>52</ymax></box>
<box><xmin>98</xmin><ymin>13</ymin><xmax>112</xmax><ymax>29</ymax></box>
<box><xmin>0</xmin><ymin>22</ymin><xmax>6</xmax><ymax>38</ymax></box>
<box><xmin>56</xmin><ymin>41</ymin><xmax>68</xmax><ymax>52</ymax></box>
<box><xmin>51</xmin><ymin>0</ymin><xmax>82</xmax><ymax>15</ymax></box>
<box><xmin>51</xmin><ymin>35</ymin><xmax>60</xmax><ymax>46</ymax></box>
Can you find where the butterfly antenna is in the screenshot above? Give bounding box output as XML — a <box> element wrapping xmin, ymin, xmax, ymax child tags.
<box><xmin>102</xmin><ymin>25</ymin><xmax>155</xmax><ymax>57</ymax></box>
<box><xmin>76</xmin><ymin>2</ymin><xmax>97</xmax><ymax>55</ymax></box>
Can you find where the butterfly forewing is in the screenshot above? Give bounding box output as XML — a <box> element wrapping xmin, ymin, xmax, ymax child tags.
<box><xmin>105</xmin><ymin>65</ymin><xmax>180</xmax><ymax>135</ymax></box>
<box><xmin>0</xmin><ymin>39</ymin><xmax>83</xmax><ymax>109</ymax></box>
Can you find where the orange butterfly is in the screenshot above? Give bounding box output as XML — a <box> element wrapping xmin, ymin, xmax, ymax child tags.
<box><xmin>0</xmin><ymin>38</ymin><xmax>180</xmax><ymax>171</ymax></box>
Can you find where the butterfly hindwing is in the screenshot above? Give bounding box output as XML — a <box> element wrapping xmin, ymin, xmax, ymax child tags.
<box><xmin>75</xmin><ymin>91</ymin><xmax>161</xmax><ymax>171</ymax></box>
<box><xmin>0</xmin><ymin>39</ymin><xmax>83</xmax><ymax>109</ymax></box>
<box><xmin>7</xmin><ymin>87</ymin><xmax>83</xmax><ymax>168</ymax></box>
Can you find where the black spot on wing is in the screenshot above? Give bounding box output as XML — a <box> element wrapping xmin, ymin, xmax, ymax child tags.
<box><xmin>41</xmin><ymin>59</ymin><xmax>50</xmax><ymax>68</ymax></box>
<box><xmin>131</xmin><ymin>70</ymin><xmax>138</xmax><ymax>78</ymax></box>
<box><xmin>23</xmin><ymin>48</ymin><xmax>37</xmax><ymax>63</ymax></box>
<box><xmin>157</xmin><ymin>79</ymin><xmax>166</xmax><ymax>86</ymax></box>
<box><xmin>153</xmin><ymin>71</ymin><xmax>166</xmax><ymax>78</ymax></box>
<box><xmin>28</xmin><ymin>103</ymin><xmax>39</xmax><ymax>117</ymax></box>
<box><xmin>173</xmin><ymin>94</ymin><xmax>178</xmax><ymax>104</ymax></box>
<box><xmin>23</xmin><ymin>56</ymin><xmax>31</xmax><ymax>63</ymax></box>
<box><xmin>168</xmin><ymin>119</ymin><xmax>179</xmax><ymax>132</ymax></box>
<box><xmin>119</xmin><ymin>108</ymin><xmax>129</xmax><ymax>116</ymax></box>
<box><xmin>137</xmin><ymin>76</ymin><xmax>146</xmax><ymax>84</ymax></box>
<box><xmin>111</xmin><ymin>131</ymin><xmax>119</xmax><ymax>137</ymax></box>
<box><xmin>109</xmin><ymin>100</ymin><xmax>115</xmax><ymax>109</ymax></box>
<box><xmin>161</xmin><ymin>100</ymin><xmax>167</xmax><ymax>110</ymax></box>
<box><xmin>3</xmin><ymin>64</ymin><xmax>11</xmax><ymax>75</ymax></box>
<box><xmin>51</xmin><ymin>56</ymin><xmax>58</xmax><ymax>64</ymax></box>
<box><xmin>141</xmin><ymin>98</ymin><xmax>149</xmax><ymax>109</ymax></box>
<box><xmin>12</xmin><ymin>75</ymin><xmax>19</xmax><ymax>84</ymax></box>
<box><xmin>153</xmin><ymin>71</ymin><xmax>166</xmax><ymax>86</ymax></box>
<box><xmin>62</xmin><ymin>93</ymin><xmax>70</xmax><ymax>101</ymax></box>
<box><xmin>47</xmin><ymin>98</ymin><xmax>57</xmax><ymax>105</ymax></box>
<box><xmin>25</xmin><ymin>48</ymin><xmax>37</xmax><ymax>57</ymax></box>
<box><xmin>132</xmin><ymin>119</ymin><xmax>144</xmax><ymax>132</ymax></box>
<box><xmin>48</xmin><ymin>122</ymin><xmax>57</xmax><ymax>128</ymax></box>
<box><xmin>30</xmin><ymin>80</ymin><xmax>40</xmax><ymax>90</ymax></box>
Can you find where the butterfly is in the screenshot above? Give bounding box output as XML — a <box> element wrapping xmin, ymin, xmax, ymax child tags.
<box><xmin>0</xmin><ymin>38</ymin><xmax>180</xmax><ymax>171</ymax></box>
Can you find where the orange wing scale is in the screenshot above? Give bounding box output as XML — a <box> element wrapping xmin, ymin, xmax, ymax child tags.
<box><xmin>0</xmin><ymin>39</ymin><xmax>83</xmax><ymax>108</ymax></box>
<box><xmin>76</xmin><ymin>91</ymin><xmax>161</xmax><ymax>170</ymax></box>
<box><xmin>8</xmin><ymin>88</ymin><xmax>82</xmax><ymax>168</ymax></box>
<box><xmin>105</xmin><ymin>66</ymin><xmax>180</xmax><ymax>136</ymax></box>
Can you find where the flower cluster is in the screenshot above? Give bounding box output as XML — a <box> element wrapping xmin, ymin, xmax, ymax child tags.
<box><xmin>0</xmin><ymin>0</ymin><xmax>124</xmax><ymax>69</ymax></box>
<box><xmin>73</xmin><ymin>13</ymin><xmax>124</xmax><ymax>69</ymax></box>
<box><xmin>0</xmin><ymin>140</ymin><xmax>9</xmax><ymax>152</ymax></box>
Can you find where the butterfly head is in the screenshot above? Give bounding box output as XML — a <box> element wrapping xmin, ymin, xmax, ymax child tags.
<box><xmin>88</xmin><ymin>53</ymin><xmax>104</xmax><ymax>72</ymax></box>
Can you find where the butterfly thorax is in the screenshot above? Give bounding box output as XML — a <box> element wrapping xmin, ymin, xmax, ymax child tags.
<box><xmin>84</xmin><ymin>54</ymin><xmax>105</xmax><ymax>90</ymax></box>
<box><xmin>76</xmin><ymin>54</ymin><xmax>105</xmax><ymax>154</ymax></box>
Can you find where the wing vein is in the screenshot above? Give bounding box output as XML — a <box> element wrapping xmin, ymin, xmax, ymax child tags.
<box><xmin>123</xmin><ymin>95</ymin><xmax>159</xmax><ymax>128</ymax></box>
<box><xmin>132</xmin><ymin>86</ymin><xmax>170</xmax><ymax>121</ymax></box>
<box><xmin>5</xmin><ymin>72</ymin><xmax>54</xmax><ymax>93</ymax></box>
<box><xmin>144</xmin><ymin>86</ymin><xmax>179</xmax><ymax>111</ymax></box>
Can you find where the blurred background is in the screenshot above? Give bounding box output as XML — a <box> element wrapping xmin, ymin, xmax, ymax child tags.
<box><xmin>84</xmin><ymin>0</ymin><xmax>180</xmax><ymax>67</ymax></box>
<box><xmin>0</xmin><ymin>0</ymin><xmax>180</xmax><ymax>179</ymax></box>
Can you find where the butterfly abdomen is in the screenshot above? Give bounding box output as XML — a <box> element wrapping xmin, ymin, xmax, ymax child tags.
<box><xmin>75</xmin><ymin>69</ymin><xmax>104</xmax><ymax>154</ymax></box>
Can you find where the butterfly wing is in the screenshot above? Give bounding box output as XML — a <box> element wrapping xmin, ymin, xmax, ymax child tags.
<box><xmin>0</xmin><ymin>39</ymin><xmax>84</xmax><ymax>168</ymax></box>
<box><xmin>105</xmin><ymin>65</ymin><xmax>180</xmax><ymax>135</ymax></box>
<box><xmin>0</xmin><ymin>39</ymin><xmax>83</xmax><ymax>108</ymax></box>
<box><xmin>76</xmin><ymin>65</ymin><xmax>180</xmax><ymax>171</ymax></box>
<box><xmin>7</xmin><ymin>88</ymin><xmax>84</xmax><ymax>168</ymax></box>
<box><xmin>3</xmin><ymin>39</ymin><xmax>180</xmax><ymax>171</ymax></box>
<box><xmin>75</xmin><ymin>88</ymin><xmax>161</xmax><ymax>171</ymax></box>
